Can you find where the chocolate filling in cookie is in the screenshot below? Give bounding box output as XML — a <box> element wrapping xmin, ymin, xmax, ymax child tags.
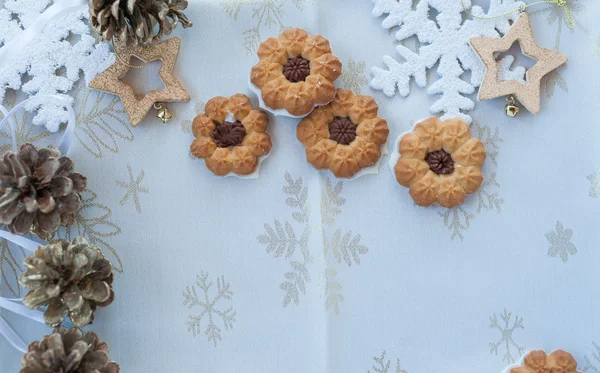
<box><xmin>425</xmin><ymin>149</ymin><xmax>454</xmax><ymax>175</ymax></box>
<box><xmin>210</xmin><ymin>121</ymin><xmax>247</xmax><ymax>148</ymax></box>
<box><xmin>329</xmin><ymin>117</ymin><xmax>357</xmax><ymax>145</ymax></box>
<box><xmin>283</xmin><ymin>57</ymin><xmax>311</xmax><ymax>82</ymax></box>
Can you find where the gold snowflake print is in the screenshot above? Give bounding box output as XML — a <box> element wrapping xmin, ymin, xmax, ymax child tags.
<box><xmin>221</xmin><ymin>0</ymin><xmax>314</xmax><ymax>54</ymax></box>
<box><xmin>341</xmin><ymin>58</ymin><xmax>368</xmax><ymax>94</ymax></box>
<box><xmin>116</xmin><ymin>163</ymin><xmax>149</xmax><ymax>214</ymax></box>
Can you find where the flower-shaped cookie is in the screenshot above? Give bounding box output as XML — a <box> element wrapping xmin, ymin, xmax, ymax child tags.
<box><xmin>393</xmin><ymin>117</ymin><xmax>486</xmax><ymax>208</ymax></box>
<box><xmin>251</xmin><ymin>28</ymin><xmax>342</xmax><ymax>117</ymax></box>
<box><xmin>190</xmin><ymin>94</ymin><xmax>272</xmax><ymax>176</ymax></box>
<box><xmin>297</xmin><ymin>89</ymin><xmax>389</xmax><ymax>178</ymax></box>
<box><xmin>510</xmin><ymin>350</ymin><xmax>581</xmax><ymax>373</ymax></box>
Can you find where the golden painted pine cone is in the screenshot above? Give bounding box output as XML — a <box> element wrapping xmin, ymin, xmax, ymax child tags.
<box><xmin>297</xmin><ymin>89</ymin><xmax>389</xmax><ymax>179</ymax></box>
<box><xmin>190</xmin><ymin>94</ymin><xmax>272</xmax><ymax>176</ymax></box>
<box><xmin>0</xmin><ymin>144</ymin><xmax>87</xmax><ymax>240</ymax></box>
<box><xmin>19</xmin><ymin>326</ymin><xmax>119</xmax><ymax>373</ymax></box>
<box><xmin>251</xmin><ymin>28</ymin><xmax>342</xmax><ymax>117</ymax></box>
<box><xmin>19</xmin><ymin>237</ymin><xmax>115</xmax><ymax>328</ymax></box>
<box><xmin>89</xmin><ymin>0</ymin><xmax>192</xmax><ymax>46</ymax></box>
<box><xmin>510</xmin><ymin>350</ymin><xmax>581</xmax><ymax>373</ymax></box>
<box><xmin>393</xmin><ymin>117</ymin><xmax>486</xmax><ymax>208</ymax></box>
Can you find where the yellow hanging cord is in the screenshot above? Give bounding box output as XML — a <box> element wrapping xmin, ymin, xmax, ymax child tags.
<box><xmin>460</xmin><ymin>0</ymin><xmax>574</xmax><ymax>28</ymax></box>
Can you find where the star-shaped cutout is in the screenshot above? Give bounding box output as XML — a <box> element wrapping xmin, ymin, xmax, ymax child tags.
<box><xmin>89</xmin><ymin>37</ymin><xmax>190</xmax><ymax>126</ymax></box>
<box><xmin>116</xmin><ymin>164</ymin><xmax>149</xmax><ymax>213</ymax></box>
<box><xmin>470</xmin><ymin>13</ymin><xmax>568</xmax><ymax>114</ymax></box>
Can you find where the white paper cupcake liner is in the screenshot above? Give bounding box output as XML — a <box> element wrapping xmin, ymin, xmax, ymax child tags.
<box><xmin>304</xmin><ymin>140</ymin><xmax>388</xmax><ymax>180</ymax></box>
<box><xmin>248</xmin><ymin>77</ymin><xmax>333</xmax><ymax>119</ymax></box>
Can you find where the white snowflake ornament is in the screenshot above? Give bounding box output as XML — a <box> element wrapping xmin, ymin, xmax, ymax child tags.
<box><xmin>0</xmin><ymin>3</ymin><xmax>113</xmax><ymax>132</ymax></box>
<box><xmin>0</xmin><ymin>10</ymin><xmax>24</xmax><ymax>47</ymax></box>
<box><xmin>0</xmin><ymin>0</ymin><xmax>52</xmax><ymax>45</ymax></box>
<box><xmin>3</xmin><ymin>0</ymin><xmax>53</xmax><ymax>29</ymax></box>
<box><xmin>371</xmin><ymin>0</ymin><xmax>526</xmax><ymax>123</ymax></box>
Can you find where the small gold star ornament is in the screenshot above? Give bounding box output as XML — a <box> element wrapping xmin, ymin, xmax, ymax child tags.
<box><xmin>89</xmin><ymin>37</ymin><xmax>190</xmax><ymax>126</ymax></box>
<box><xmin>469</xmin><ymin>13</ymin><xmax>568</xmax><ymax>115</ymax></box>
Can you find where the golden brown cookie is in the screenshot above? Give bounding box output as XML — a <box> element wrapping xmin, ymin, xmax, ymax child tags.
<box><xmin>252</xmin><ymin>28</ymin><xmax>341</xmax><ymax>117</ymax></box>
<box><xmin>509</xmin><ymin>350</ymin><xmax>581</xmax><ymax>373</ymax></box>
<box><xmin>190</xmin><ymin>94</ymin><xmax>272</xmax><ymax>177</ymax></box>
<box><xmin>393</xmin><ymin>117</ymin><xmax>486</xmax><ymax>208</ymax></box>
<box><xmin>297</xmin><ymin>89</ymin><xmax>389</xmax><ymax>179</ymax></box>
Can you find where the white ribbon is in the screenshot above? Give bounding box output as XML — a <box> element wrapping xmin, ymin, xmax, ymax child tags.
<box><xmin>0</xmin><ymin>96</ymin><xmax>77</xmax><ymax>349</ymax></box>
<box><xmin>0</xmin><ymin>95</ymin><xmax>77</xmax><ymax>352</ymax></box>
<box><xmin>0</xmin><ymin>95</ymin><xmax>76</xmax><ymax>155</ymax></box>
<box><xmin>0</xmin><ymin>231</ymin><xmax>40</xmax><ymax>252</ymax></box>
<box><xmin>0</xmin><ymin>97</ymin><xmax>77</xmax><ymax>357</ymax></box>
<box><xmin>0</xmin><ymin>0</ymin><xmax>87</xmax><ymax>354</ymax></box>
<box><xmin>0</xmin><ymin>317</ymin><xmax>29</xmax><ymax>353</ymax></box>
<box><xmin>0</xmin><ymin>0</ymin><xmax>88</xmax><ymax>68</ymax></box>
<box><xmin>0</xmin><ymin>298</ymin><xmax>45</xmax><ymax>325</ymax></box>
<box><xmin>0</xmin><ymin>234</ymin><xmax>44</xmax><ymax>353</ymax></box>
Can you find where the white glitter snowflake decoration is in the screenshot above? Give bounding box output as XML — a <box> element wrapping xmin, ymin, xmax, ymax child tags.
<box><xmin>371</xmin><ymin>0</ymin><xmax>526</xmax><ymax>123</ymax></box>
<box><xmin>0</xmin><ymin>3</ymin><xmax>113</xmax><ymax>132</ymax></box>
<box><xmin>0</xmin><ymin>0</ymin><xmax>52</xmax><ymax>43</ymax></box>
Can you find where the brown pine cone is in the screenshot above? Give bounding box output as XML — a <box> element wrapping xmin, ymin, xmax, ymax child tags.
<box><xmin>19</xmin><ymin>326</ymin><xmax>119</xmax><ymax>373</ymax></box>
<box><xmin>0</xmin><ymin>144</ymin><xmax>87</xmax><ymax>240</ymax></box>
<box><xmin>89</xmin><ymin>0</ymin><xmax>193</xmax><ymax>45</ymax></box>
<box><xmin>19</xmin><ymin>237</ymin><xmax>115</xmax><ymax>327</ymax></box>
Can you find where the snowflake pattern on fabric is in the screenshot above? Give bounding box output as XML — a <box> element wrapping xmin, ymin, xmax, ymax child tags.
<box><xmin>0</xmin><ymin>239</ymin><xmax>26</xmax><ymax>297</ymax></box>
<box><xmin>220</xmin><ymin>0</ymin><xmax>313</xmax><ymax>54</ymax></box>
<box><xmin>1</xmin><ymin>188</ymin><xmax>126</xmax><ymax>297</ymax></box>
<box><xmin>529</xmin><ymin>0</ymin><xmax>595</xmax><ymax>99</ymax></box>
<box><xmin>583</xmin><ymin>343</ymin><xmax>600</xmax><ymax>373</ymax></box>
<box><xmin>545</xmin><ymin>221</ymin><xmax>577</xmax><ymax>263</ymax></box>
<box><xmin>489</xmin><ymin>309</ymin><xmax>525</xmax><ymax>364</ymax></box>
<box><xmin>72</xmin><ymin>84</ymin><xmax>132</xmax><ymax>159</ymax></box>
<box><xmin>59</xmin><ymin>189</ymin><xmax>125</xmax><ymax>274</ymax></box>
<box><xmin>183</xmin><ymin>271</ymin><xmax>236</xmax><ymax>347</ymax></box>
<box><xmin>257</xmin><ymin>172</ymin><xmax>368</xmax><ymax>314</ymax></box>
<box><xmin>1</xmin><ymin>85</ymin><xmax>132</xmax><ymax>158</ymax></box>
<box><xmin>181</xmin><ymin>101</ymin><xmax>207</xmax><ymax>160</ymax></box>
<box><xmin>438</xmin><ymin>121</ymin><xmax>503</xmax><ymax>240</ymax></box>
<box><xmin>0</xmin><ymin>3</ymin><xmax>114</xmax><ymax>132</ymax></box>
<box><xmin>342</xmin><ymin>58</ymin><xmax>369</xmax><ymax>94</ymax></box>
<box><xmin>116</xmin><ymin>164</ymin><xmax>149</xmax><ymax>214</ymax></box>
<box><xmin>370</xmin><ymin>0</ymin><xmax>526</xmax><ymax>123</ymax></box>
<box><xmin>319</xmin><ymin>177</ymin><xmax>368</xmax><ymax>315</ymax></box>
<box><xmin>367</xmin><ymin>351</ymin><xmax>409</xmax><ymax>373</ymax></box>
<box><xmin>181</xmin><ymin>102</ymin><xmax>207</xmax><ymax>135</ymax></box>
<box><xmin>588</xmin><ymin>167</ymin><xmax>600</xmax><ymax>199</ymax></box>
<box><xmin>258</xmin><ymin>173</ymin><xmax>312</xmax><ymax>308</ymax></box>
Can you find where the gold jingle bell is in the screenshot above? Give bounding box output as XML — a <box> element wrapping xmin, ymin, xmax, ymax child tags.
<box><xmin>505</xmin><ymin>95</ymin><xmax>520</xmax><ymax>118</ymax></box>
<box><xmin>154</xmin><ymin>103</ymin><xmax>172</xmax><ymax>123</ymax></box>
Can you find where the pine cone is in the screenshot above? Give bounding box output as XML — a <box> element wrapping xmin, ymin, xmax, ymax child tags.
<box><xmin>89</xmin><ymin>0</ymin><xmax>193</xmax><ymax>46</ymax></box>
<box><xmin>0</xmin><ymin>144</ymin><xmax>87</xmax><ymax>240</ymax></box>
<box><xmin>19</xmin><ymin>237</ymin><xmax>115</xmax><ymax>327</ymax></box>
<box><xmin>20</xmin><ymin>326</ymin><xmax>119</xmax><ymax>373</ymax></box>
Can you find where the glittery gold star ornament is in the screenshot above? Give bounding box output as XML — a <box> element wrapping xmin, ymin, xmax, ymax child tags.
<box><xmin>469</xmin><ymin>13</ymin><xmax>568</xmax><ymax>114</ymax></box>
<box><xmin>89</xmin><ymin>37</ymin><xmax>190</xmax><ymax>126</ymax></box>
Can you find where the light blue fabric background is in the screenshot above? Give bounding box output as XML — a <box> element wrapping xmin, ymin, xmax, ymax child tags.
<box><xmin>1</xmin><ymin>0</ymin><xmax>599</xmax><ymax>372</ymax></box>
